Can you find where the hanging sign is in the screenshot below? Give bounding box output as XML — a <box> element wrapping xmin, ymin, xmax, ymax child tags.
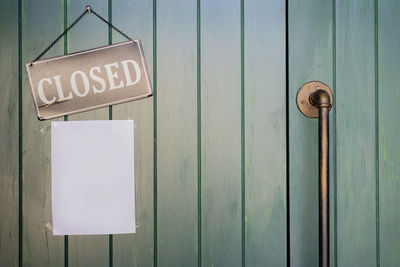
<box><xmin>26</xmin><ymin>40</ymin><xmax>152</xmax><ymax>120</ymax></box>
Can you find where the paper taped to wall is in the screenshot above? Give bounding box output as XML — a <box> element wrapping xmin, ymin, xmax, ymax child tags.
<box><xmin>51</xmin><ymin>120</ymin><xmax>136</xmax><ymax>235</ymax></box>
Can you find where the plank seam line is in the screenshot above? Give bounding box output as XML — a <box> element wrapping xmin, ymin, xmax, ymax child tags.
<box><xmin>197</xmin><ymin>0</ymin><xmax>202</xmax><ymax>266</ymax></box>
<box><xmin>374</xmin><ymin>0</ymin><xmax>380</xmax><ymax>265</ymax></box>
<box><xmin>108</xmin><ymin>0</ymin><xmax>113</xmax><ymax>267</ymax></box>
<box><xmin>63</xmin><ymin>1</ymin><xmax>69</xmax><ymax>266</ymax></box>
<box><xmin>240</xmin><ymin>0</ymin><xmax>245</xmax><ymax>266</ymax></box>
<box><xmin>332</xmin><ymin>0</ymin><xmax>338</xmax><ymax>266</ymax></box>
<box><xmin>18</xmin><ymin>0</ymin><xmax>23</xmax><ymax>265</ymax></box>
<box><xmin>153</xmin><ymin>0</ymin><xmax>158</xmax><ymax>266</ymax></box>
<box><xmin>285</xmin><ymin>0</ymin><xmax>290</xmax><ymax>265</ymax></box>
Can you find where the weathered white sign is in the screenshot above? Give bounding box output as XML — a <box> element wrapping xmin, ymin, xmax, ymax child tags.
<box><xmin>26</xmin><ymin>40</ymin><xmax>152</xmax><ymax>120</ymax></box>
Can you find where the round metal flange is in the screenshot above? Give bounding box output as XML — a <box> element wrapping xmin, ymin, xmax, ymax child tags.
<box><xmin>296</xmin><ymin>81</ymin><xmax>333</xmax><ymax>118</ymax></box>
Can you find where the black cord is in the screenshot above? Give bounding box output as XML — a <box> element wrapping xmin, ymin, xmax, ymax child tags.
<box><xmin>31</xmin><ymin>5</ymin><xmax>133</xmax><ymax>64</ymax></box>
<box><xmin>90</xmin><ymin>8</ymin><xmax>133</xmax><ymax>42</ymax></box>
<box><xmin>31</xmin><ymin>8</ymin><xmax>89</xmax><ymax>63</ymax></box>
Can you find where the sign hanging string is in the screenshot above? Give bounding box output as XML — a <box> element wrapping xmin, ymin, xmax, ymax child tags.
<box><xmin>31</xmin><ymin>5</ymin><xmax>133</xmax><ymax>64</ymax></box>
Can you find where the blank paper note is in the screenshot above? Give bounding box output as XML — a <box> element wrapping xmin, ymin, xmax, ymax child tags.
<box><xmin>51</xmin><ymin>120</ymin><xmax>135</xmax><ymax>236</ymax></box>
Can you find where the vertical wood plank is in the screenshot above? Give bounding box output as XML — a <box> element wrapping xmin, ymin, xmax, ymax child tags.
<box><xmin>244</xmin><ymin>0</ymin><xmax>287</xmax><ymax>266</ymax></box>
<box><xmin>67</xmin><ymin>1</ymin><xmax>109</xmax><ymax>266</ymax></box>
<box><xmin>289</xmin><ymin>0</ymin><xmax>333</xmax><ymax>266</ymax></box>
<box><xmin>201</xmin><ymin>0</ymin><xmax>242</xmax><ymax>266</ymax></box>
<box><xmin>21</xmin><ymin>0</ymin><xmax>64</xmax><ymax>265</ymax></box>
<box><xmin>378</xmin><ymin>0</ymin><xmax>400</xmax><ymax>265</ymax></box>
<box><xmin>336</xmin><ymin>0</ymin><xmax>377</xmax><ymax>266</ymax></box>
<box><xmin>0</xmin><ymin>0</ymin><xmax>18</xmax><ymax>266</ymax></box>
<box><xmin>156</xmin><ymin>0</ymin><xmax>198</xmax><ymax>266</ymax></box>
<box><xmin>112</xmin><ymin>0</ymin><xmax>154</xmax><ymax>266</ymax></box>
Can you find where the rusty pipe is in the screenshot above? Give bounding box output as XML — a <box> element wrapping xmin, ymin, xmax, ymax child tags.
<box><xmin>297</xmin><ymin>82</ymin><xmax>333</xmax><ymax>267</ymax></box>
<box><xmin>311</xmin><ymin>90</ymin><xmax>330</xmax><ymax>267</ymax></box>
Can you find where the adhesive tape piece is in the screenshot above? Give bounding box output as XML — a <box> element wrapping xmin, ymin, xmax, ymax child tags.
<box><xmin>45</xmin><ymin>223</ymin><xmax>53</xmax><ymax>232</ymax></box>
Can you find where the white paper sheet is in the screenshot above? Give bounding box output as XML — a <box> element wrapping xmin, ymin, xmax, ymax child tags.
<box><xmin>51</xmin><ymin>120</ymin><xmax>135</xmax><ymax>235</ymax></box>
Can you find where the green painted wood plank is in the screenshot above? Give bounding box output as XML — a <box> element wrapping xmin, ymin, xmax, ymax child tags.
<box><xmin>111</xmin><ymin>0</ymin><xmax>154</xmax><ymax>266</ymax></box>
<box><xmin>67</xmin><ymin>1</ymin><xmax>109</xmax><ymax>266</ymax></box>
<box><xmin>378</xmin><ymin>0</ymin><xmax>400</xmax><ymax>265</ymax></box>
<box><xmin>21</xmin><ymin>0</ymin><xmax>64</xmax><ymax>265</ymax></box>
<box><xmin>244</xmin><ymin>1</ymin><xmax>287</xmax><ymax>266</ymax></box>
<box><xmin>0</xmin><ymin>0</ymin><xmax>18</xmax><ymax>266</ymax></box>
<box><xmin>289</xmin><ymin>0</ymin><xmax>333</xmax><ymax>266</ymax></box>
<box><xmin>156</xmin><ymin>0</ymin><xmax>198</xmax><ymax>266</ymax></box>
<box><xmin>336</xmin><ymin>0</ymin><xmax>377</xmax><ymax>266</ymax></box>
<box><xmin>201</xmin><ymin>1</ymin><xmax>241</xmax><ymax>266</ymax></box>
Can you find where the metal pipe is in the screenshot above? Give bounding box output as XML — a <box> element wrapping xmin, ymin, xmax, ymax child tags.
<box><xmin>311</xmin><ymin>90</ymin><xmax>331</xmax><ymax>267</ymax></box>
<box><xmin>297</xmin><ymin>82</ymin><xmax>333</xmax><ymax>267</ymax></box>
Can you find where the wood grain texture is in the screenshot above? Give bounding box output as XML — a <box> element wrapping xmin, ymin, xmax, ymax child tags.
<box><xmin>201</xmin><ymin>0</ymin><xmax>242</xmax><ymax>266</ymax></box>
<box><xmin>0</xmin><ymin>0</ymin><xmax>18</xmax><ymax>266</ymax></box>
<box><xmin>21</xmin><ymin>0</ymin><xmax>64</xmax><ymax>265</ymax></box>
<box><xmin>289</xmin><ymin>0</ymin><xmax>334</xmax><ymax>266</ymax></box>
<box><xmin>244</xmin><ymin>0</ymin><xmax>287</xmax><ymax>266</ymax></box>
<box><xmin>67</xmin><ymin>1</ymin><xmax>109</xmax><ymax>266</ymax></box>
<box><xmin>336</xmin><ymin>0</ymin><xmax>377</xmax><ymax>266</ymax></box>
<box><xmin>378</xmin><ymin>0</ymin><xmax>400</xmax><ymax>266</ymax></box>
<box><xmin>3</xmin><ymin>1</ymin><xmax>400</xmax><ymax>266</ymax></box>
<box><xmin>112</xmin><ymin>0</ymin><xmax>154</xmax><ymax>266</ymax></box>
<box><xmin>156</xmin><ymin>0</ymin><xmax>198</xmax><ymax>266</ymax></box>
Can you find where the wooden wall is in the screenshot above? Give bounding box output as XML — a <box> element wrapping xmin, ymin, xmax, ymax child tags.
<box><xmin>0</xmin><ymin>0</ymin><xmax>399</xmax><ymax>266</ymax></box>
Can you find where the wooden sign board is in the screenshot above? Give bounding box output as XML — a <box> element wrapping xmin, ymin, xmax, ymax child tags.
<box><xmin>26</xmin><ymin>40</ymin><xmax>152</xmax><ymax>120</ymax></box>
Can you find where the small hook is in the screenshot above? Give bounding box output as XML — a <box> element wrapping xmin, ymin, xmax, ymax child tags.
<box><xmin>86</xmin><ymin>5</ymin><xmax>91</xmax><ymax>13</ymax></box>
